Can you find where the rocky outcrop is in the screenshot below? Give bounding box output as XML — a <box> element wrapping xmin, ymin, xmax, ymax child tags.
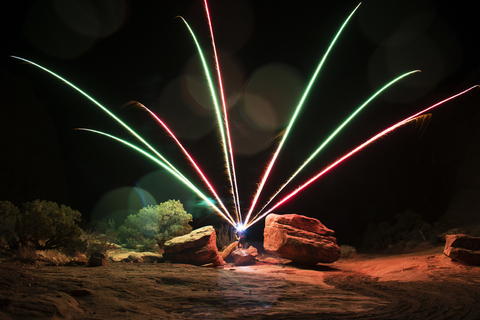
<box><xmin>264</xmin><ymin>213</ymin><xmax>340</xmax><ymax>265</ymax></box>
<box><xmin>232</xmin><ymin>246</ymin><xmax>258</xmax><ymax>266</ymax></box>
<box><xmin>444</xmin><ymin>234</ymin><xmax>480</xmax><ymax>265</ymax></box>
<box><xmin>163</xmin><ymin>226</ymin><xmax>225</xmax><ymax>266</ymax></box>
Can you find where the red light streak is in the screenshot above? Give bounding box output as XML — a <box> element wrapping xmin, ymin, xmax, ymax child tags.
<box><xmin>203</xmin><ymin>0</ymin><xmax>242</xmax><ymax>222</ymax></box>
<box><xmin>247</xmin><ymin>85</ymin><xmax>479</xmax><ymax>228</ymax></box>
<box><xmin>130</xmin><ymin>102</ymin><xmax>235</xmax><ymax>225</ymax></box>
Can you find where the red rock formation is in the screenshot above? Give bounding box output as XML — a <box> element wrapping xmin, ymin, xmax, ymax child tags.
<box><xmin>264</xmin><ymin>213</ymin><xmax>340</xmax><ymax>265</ymax></box>
<box><xmin>163</xmin><ymin>226</ymin><xmax>225</xmax><ymax>266</ymax></box>
<box><xmin>232</xmin><ymin>246</ymin><xmax>258</xmax><ymax>266</ymax></box>
<box><xmin>444</xmin><ymin>234</ymin><xmax>480</xmax><ymax>265</ymax></box>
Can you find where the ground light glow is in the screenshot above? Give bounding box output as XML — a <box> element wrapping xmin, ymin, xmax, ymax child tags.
<box><xmin>11</xmin><ymin>1</ymin><xmax>478</xmax><ymax>233</ymax></box>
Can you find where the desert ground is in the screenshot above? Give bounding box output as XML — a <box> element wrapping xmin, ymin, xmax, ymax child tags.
<box><xmin>1</xmin><ymin>245</ymin><xmax>479</xmax><ymax>320</ymax></box>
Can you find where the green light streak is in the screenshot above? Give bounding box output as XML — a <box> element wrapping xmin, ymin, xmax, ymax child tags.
<box><xmin>244</xmin><ymin>2</ymin><xmax>363</xmax><ymax>225</ymax></box>
<box><xmin>79</xmin><ymin>128</ymin><xmax>236</xmax><ymax>226</ymax></box>
<box><xmin>10</xmin><ymin>56</ymin><xmax>188</xmax><ymax>183</ymax></box>
<box><xmin>178</xmin><ymin>17</ymin><xmax>241</xmax><ymax>222</ymax></box>
<box><xmin>254</xmin><ymin>70</ymin><xmax>421</xmax><ymax>217</ymax></box>
<box><xmin>11</xmin><ymin>55</ymin><xmax>236</xmax><ymax>224</ymax></box>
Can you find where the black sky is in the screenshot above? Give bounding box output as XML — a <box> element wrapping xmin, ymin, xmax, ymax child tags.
<box><xmin>2</xmin><ymin>0</ymin><xmax>479</xmax><ymax>244</ymax></box>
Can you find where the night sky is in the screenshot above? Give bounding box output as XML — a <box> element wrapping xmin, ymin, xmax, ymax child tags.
<box><xmin>2</xmin><ymin>0</ymin><xmax>479</xmax><ymax>245</ymax></box>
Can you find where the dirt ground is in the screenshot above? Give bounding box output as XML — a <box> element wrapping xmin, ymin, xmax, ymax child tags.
<box><xmin>1</xmin><ymin>246</ymin><xmax>479</xmax><ymax>320</ymax></box>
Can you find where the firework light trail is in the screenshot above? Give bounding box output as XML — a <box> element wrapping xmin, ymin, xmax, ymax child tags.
<box><xmin>203</xmin><ymin>0</ymin><xmax>243</xmax><ymax>223</ymax></box>
<box><xmin>246</xmin><ymin>85</ymin><xmax>480</xmax><ymax>229</ymax></box>
<box><xmin>176</xmin><ymin>16</ymin><xmax>240</xmax><ymax>223</ymax></box>
<box><xmin>251</xmin><ymin>70</ymin><xmax>421</xmax><ymax>221</ymax></box>
<box><xmin>126</xmin><ymin>101</ymin><xmax>232</xmax><ymax>222</ymax></box>
<box><xmin>9</xmin><ymin>55</ymin><xmax>236</xmax><ymax>226</ymax></box>
<box><xmin>77</xmin><ymin>129</ymin><xmax>236</xmax><ymax>226</ymax></box>
<box><xmin>9</xmin><ymin>56</ymin><xmax>182</xmax><ymax>179</ymax></box>
<box><xmin>12</xmin><ymin>1</ymin><xmax>479</xmax><ymax>234</ymax></box>
<box><xmin>243</xmin><ymin>2</ymin><xmax>362</xmax><ymax>226</ymax></box>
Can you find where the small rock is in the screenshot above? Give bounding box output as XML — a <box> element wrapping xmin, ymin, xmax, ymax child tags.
<box><xmin>232</xmin><ymin>246</ymin><xmax>258</xmax><ymax>266</ymax></box>
<box><xmin>128</xmin><ymin>254</ymin><xmax>143</xmax><ymax>263</ymax></box>
<box><xmin>88</xmin><ymin>252</ymin><xmax>108</xmax><ymax>267</ymax></box>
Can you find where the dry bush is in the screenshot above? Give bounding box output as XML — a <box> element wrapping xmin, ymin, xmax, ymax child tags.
<box><xmin>35</xmin><ymin>249</ymin><xmax>69</xmax><ymax>265</ymax></box>
<box><xmin>14</xmin><ymin>245</ymin><xmax>37</xmax><ymax>264</ymax></box>
<box><xmin>340</xmin><ymin>245</ymin><xmax>357</xmax><ymax>258</ymax></box>
<box><xmin>216</xmin><ymin>224</ymin><xmax>237</xmax><ymax>250</ymax></box>
<box><xmin>81</xmin><ymin>230</ymin><xmax>118</xmax><ymax>256</ymax></box>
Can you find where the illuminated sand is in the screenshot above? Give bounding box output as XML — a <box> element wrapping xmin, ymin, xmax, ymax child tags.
<box><xmin>1</xmin><ymin>247</ymin><xmax>479</xmax><ymax>319</ymax></box>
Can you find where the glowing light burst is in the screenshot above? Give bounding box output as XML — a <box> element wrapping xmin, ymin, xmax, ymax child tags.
<box><xmin>235</xmin><ymin>223</ymin><xmax>246</xmax><ymax>233</ymax></box>
<box><xmin>12</xmin><ymin>2</ymin><xmax>479</xmax><ymax>233</ymax></box>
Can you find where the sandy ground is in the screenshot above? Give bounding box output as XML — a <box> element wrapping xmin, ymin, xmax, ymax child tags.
<box><xmin>1</xmin><ymin>246</ymin><xmax>479</xmax><ymax>319</ymax></box>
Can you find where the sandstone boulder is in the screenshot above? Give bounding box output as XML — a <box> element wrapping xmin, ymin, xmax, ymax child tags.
<box><xmin>163</xmin><ymin>226</ymin><xmax>225</xmax><ymax>266</ymax></box>
<box><xmin>232</xmin><ymin>246</ymin><xmax>258</xmax><ymax>266</ymax></box>
<box><xmin>264</xmin><ymin>213</ymin><xmax>340</xmax><ymax>265</ymax></box>
<box><xmin>444</xmin><ymin>234</ymin><xmax>480</xmax><ymax>265</ymax></box>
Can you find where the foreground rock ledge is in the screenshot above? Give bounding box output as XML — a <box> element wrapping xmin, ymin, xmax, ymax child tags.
<box><xmin>264</xmin><ymin>213</ymin><xmax>341</xmax><ymax>265</ymax></box>
<box><xmin>163</xmin><ymin>226</ymin><xmax>225</xmax><ymax>266</ymax></box>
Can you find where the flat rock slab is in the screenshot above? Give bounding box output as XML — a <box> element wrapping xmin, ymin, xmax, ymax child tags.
<box><xmin>109</xmin><ymin>251</ymin><xmax>163</xmax><ymax>263</ymax></box>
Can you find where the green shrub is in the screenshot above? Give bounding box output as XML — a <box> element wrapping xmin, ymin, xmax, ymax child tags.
<box><xmin>14</xmin><ymin>200</ymin><xmax>84</xmax><ymax>251</ymax></box>
<box><xmin>0</xmin><ymin>200</ymin><xmax>20</xmax><ymax>250</ymax></box>
<box><xmin>118</xmin><ymin>199</ymin><xmax>192</xmax><ymax>250</ymax></box>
